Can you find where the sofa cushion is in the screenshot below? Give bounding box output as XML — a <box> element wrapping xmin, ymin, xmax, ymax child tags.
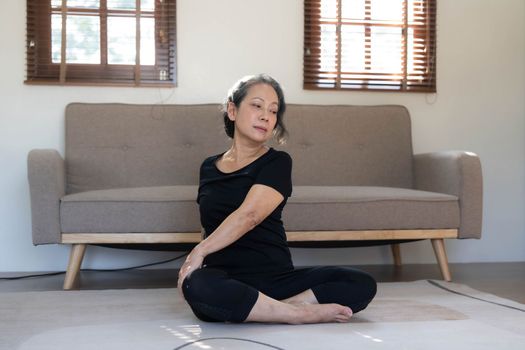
<box><xmin>276</xmin><ymin>105</ymin><xmax>414</xmax><ymax>188</ymax></box>
<box><xmin>283</xmin><ymin>186</ymin><xmax>460</xmax><ymax>231</ymax></box>
<box><xmin>65</xmin><ymin>104</ymin><xmax>413</xmax><ymax>194</ymax></box>
<box><xmin>60</xmin><ymin>186</ymin><xmax>201</xmax><ymax>233</ymax></box>
<box><xmin>65</xmin><ymin>104</ymin><xmax>230</xmax><ymax>194</ymax></box>
<box><xmin>60</xmin><ymin>185</ymin><xmax>459</xmax><ymax>234</ymax></box>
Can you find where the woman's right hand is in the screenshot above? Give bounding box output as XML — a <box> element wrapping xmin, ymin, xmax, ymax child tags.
<box><xmin>177</xmin><ymin>247</ymin><xmax>205</xmax><ymax>299</ymax></box>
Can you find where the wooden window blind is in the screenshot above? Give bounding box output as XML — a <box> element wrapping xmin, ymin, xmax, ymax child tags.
<box><xmin>26</xmin><ymin>0</ymin><xmax>176</xmax><ymax>87</ymax></box>
<box><xmin>304</xmin><ymin>0</ymin><xmax>436</xmax><ymax>92</ymax></box>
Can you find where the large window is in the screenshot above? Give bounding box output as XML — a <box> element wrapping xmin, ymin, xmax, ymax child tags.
<box><xmin>304</xmin><ymin>0</ymin><xmax>436</xmax><ymax>92</ymax></box>
<box><xmin>26</xmin><ymin>0</ymin><xmax>176</xmax><ymax>87</ymax></box>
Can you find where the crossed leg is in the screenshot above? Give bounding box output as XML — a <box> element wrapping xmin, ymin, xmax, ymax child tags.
<box><xmin>181</xmin><ymin>266</ymin><xmax>376</xmax><ymax>324</ymax></box>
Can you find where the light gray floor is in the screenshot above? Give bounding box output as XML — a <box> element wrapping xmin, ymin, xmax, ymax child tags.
<box><xmin>1</xmin><ymin>262</ymin><xmax>524</xmax><ymax>304</ymax></box>
<box><xmin>5</xmin><ymin>280</ymin><xmax>525</xmax><ymax>350</ymax></box>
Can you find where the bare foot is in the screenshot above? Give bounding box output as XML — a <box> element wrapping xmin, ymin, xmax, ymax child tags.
<box><xmin>291</xmin><ymin>303</ymin><xmax>353</xmax><ymax>324</ymax></box>
<box><xmin>283</xmin><ymin>300</ymin><xmax>310</xmax><ymax>306</ymax></box>
<box><xmin>245</xmin><ymin>292</ymin><xmax>352</xmax><ymax>324</ymax></box>
<box><xmin>281</xmin><ymin>289</ymin><xmax>318</xmax><ymax>305</ymax></box>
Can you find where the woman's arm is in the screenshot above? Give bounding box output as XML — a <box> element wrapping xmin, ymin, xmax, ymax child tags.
<box><xmin>177</xmin><ymin>184</ymin><xmax>284</xmax><ymax>287</ymax></box>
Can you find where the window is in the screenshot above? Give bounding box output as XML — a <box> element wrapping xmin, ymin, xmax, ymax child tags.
<box><xmin>304</xmin><ymin>0</ymin><xmax>436</xmax><ymax>92</ymax></box>
<box><xmin>26</xmin><ymin>0</ymin><xmax>176</xmax><ymax>87</ymax></box>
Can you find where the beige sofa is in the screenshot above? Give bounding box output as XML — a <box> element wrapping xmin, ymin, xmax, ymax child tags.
<box><xmin>27</xmin><ymin>103</ymin><xmax>483</xmax><ymax>289</ymax></box>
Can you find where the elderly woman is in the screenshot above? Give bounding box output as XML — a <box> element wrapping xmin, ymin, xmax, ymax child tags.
<box><xmin>178</xmin><ymin>74</ymin><xmax>376</xmax><ymax>324</ymax></box>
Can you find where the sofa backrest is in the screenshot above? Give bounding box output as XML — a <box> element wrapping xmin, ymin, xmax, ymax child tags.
<box><xmin>277</xmin><ymin>105</ymin><xmax>413</xmax><ymax>188</ymax></box>
<box><xmin>65</xmin><ymin>103</ymin><xmax>413</xmax><ymax>194</ymax></box>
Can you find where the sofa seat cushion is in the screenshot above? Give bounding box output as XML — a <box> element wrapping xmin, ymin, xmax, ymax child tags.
<box><xmin>283</xmin><ymin>186</ymin><xmax>460</xmax><ymax>231</ymax></box>
<box><xmin>60</xmin><ymin>186</ymin><xmax>201</xmax><ymax>233</ymax></box>
<box><xmin>60</xmin><ymin>185</ymin><xmax>460</xmax><ymax>234</ymax></box>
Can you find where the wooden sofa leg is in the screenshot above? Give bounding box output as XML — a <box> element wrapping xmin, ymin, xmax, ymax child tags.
<box><xmin>431</xmin><ymin>239</ymin><xmax>452</xmax><ymax>281</ymax></box>
<box><xmin>391</xmin><ymin>243</ymin><xmax>402</xmax><ymax>266</ymax></box>
<box><xmin>63</xmin><ymin>244</ymin><xmax>87</xmax><ymax>290</ymax></box>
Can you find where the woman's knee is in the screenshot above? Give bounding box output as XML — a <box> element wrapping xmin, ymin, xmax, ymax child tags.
<box><xmin>313</xmin><ymin>267</ymin><xmax>377</xmax><ymax>311</ymax></box>
<box><xmin>180</xmin><ymin>268</ymin><xmax>258</xmax><ymax>323</ymax></box>
<box><xmin>326</xmin><ymin>266</ymin><xmax>377</xmax><ymax>298</ymax></box>
<box><xmin>181</xmin><ymin>268</ymin><xmax>224</xmax><ymax>302</ymax></box>
<box><xmin>360</xmin><ymin>271</ymin><xmax>377</xmax><ymax>301</ymax></box>
<box><xmin>335</xmin><ymin>267</ymin><xmax>377</xmax><ymax>299</ymax></box>
<box><xmin>350</xmin><ymin>271</ymin><xmax>377</xmax><ymax>313</ymax></box>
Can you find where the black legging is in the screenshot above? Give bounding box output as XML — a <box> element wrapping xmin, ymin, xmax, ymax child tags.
<box><xmin>181</xmin><ymin>266</ymin><xmax>377</xmax><ymax>323</ymax></box>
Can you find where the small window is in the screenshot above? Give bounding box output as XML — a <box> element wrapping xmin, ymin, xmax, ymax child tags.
<box><xmin>304</xmin><ymin>0</ymin><xmax>437</xmax><ymax>92</ymax></box>
<box><xmin>26</xmin><ymin>0</ymin><xmax>176</xmax><ymax>87</ymax></box>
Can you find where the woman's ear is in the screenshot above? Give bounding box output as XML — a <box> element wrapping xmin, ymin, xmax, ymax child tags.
<box><xmin>227</xmin><ymin>101</ymin><xmax>236</xmax><ymax>121</ymax></box>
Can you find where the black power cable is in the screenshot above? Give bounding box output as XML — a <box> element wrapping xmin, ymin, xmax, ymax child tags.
<box><xmin>173</xmin><ymin>337</ymin><xmax>286</xmax><ymax>350</ymax></box>
<box><xmin>0</xmin><ymin>252</ymin><xmax>189</xmax><ymax>281</ymax></box>
<box><xmin>427</xmin><ymin>279</ymin><xmax>525</xmax><ymax>313</ymax></box>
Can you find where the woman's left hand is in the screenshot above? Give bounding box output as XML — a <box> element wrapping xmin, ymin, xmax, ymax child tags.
<box><xmin>177</xmin><ymin>248</ymin><xmax>205</xmax><ymax>297</ymax></box>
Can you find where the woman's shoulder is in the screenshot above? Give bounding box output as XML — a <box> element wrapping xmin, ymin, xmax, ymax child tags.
<box><xmin>266</xmin><ymin>148</ymin><xmax>292</xmax><ymax>163</ymax></box>
<box><xmin>255</xmin><ymin>148</ymin><xmax>292</xmax><ymax>174</ymax></box>
<box><xmin>201</xmin><ymin>151</ymin><xmax>225</xmax><ymax>167</ymax></box>
<box><xmin>271</xmin><ymin>148</ymin><xmax>291</xmax><ymax>158</ymax></box>
<box><xmin>199</xmin><ymin>152</ymin><xmax>225</xmax><ymax>180</ymax></box>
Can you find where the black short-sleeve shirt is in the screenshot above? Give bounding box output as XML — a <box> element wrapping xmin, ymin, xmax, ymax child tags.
<box><xmin>197</xmin><ymin>148</ymin><xmax>294</xmax><ymax>275</ymax></box>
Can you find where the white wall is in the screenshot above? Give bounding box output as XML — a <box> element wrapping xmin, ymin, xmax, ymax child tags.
<box><xmin>1</xmin><ymin>0</ymin><xmax>524</xmax><ymax>272</ymax></box>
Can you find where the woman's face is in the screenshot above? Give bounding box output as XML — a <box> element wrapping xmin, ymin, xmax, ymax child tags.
<box><xmin>228</xmin><ymin>83</ymin><xmax>279</xmax><ymax>144</ymax></box>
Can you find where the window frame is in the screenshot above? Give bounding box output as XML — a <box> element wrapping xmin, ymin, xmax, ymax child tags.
<box><xmin>304</xmin><ymin>0</ymin><xmax>437</xmax><ymax>93</ymax></box>
<box><xmin>26</xmin><ymin>0</ymin><xmax>177</xmax><ymax>87</ymax></box>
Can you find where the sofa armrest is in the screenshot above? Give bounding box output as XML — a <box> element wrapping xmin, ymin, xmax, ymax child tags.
<box><xmin>27</xmin><ymin>149</ymin><xmax>66</xmax><ymax>245</ymax></box>
<box><xmin>413</xmin><ymin>151</ymin><xmax>483</xmax><ymax>239</ymax></box>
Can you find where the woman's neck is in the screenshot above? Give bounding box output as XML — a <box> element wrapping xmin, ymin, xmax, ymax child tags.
<box><xmin>223</xmin><ymin>143</ymin><xmax>269</xmax><ymax>164</ymax></box>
